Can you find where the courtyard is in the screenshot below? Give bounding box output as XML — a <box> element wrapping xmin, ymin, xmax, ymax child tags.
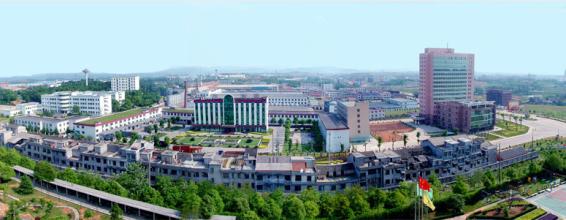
<box><xmin>176</xmin><ymin>131</ymin><xmax>270</xmax><ymax>149</ymax></box>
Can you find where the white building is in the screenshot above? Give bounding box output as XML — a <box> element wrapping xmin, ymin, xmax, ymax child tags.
<box><xmin>16</xmin><ymin>102</ymin><xmax>42</xmax><ymax>115</ymax></box>
<box><xmin>14</xmin><ymin>115</ymin><xmax>89</xmax><ymax>135</ymax></box>
<box><xmin>386</xmin><ymin>98</ymin><xmax>419</xmax><ymax>109</ymax></box>
<box><xmin>74</xmin><ymin>107</ymin><xmax>162</xmax><ymax>140</ymax></box>
<box><xmin>111</xmin><ymin>75</ymin><xmax>140</xmax><ymax>91</ymax></box>
<box><xmin>193</xmin><ymin>95</ymin><xmax>269</xmax><ymax>132</ymax></box>
<box><xmin>0</xmin><ymin>105</ymin><xmax>19</xmax><ymax>117</ymax></box>
<box><xmin>369</xmin><ymin>108</ymin><xmax>385</xmax><ymax>121</ymax></box>
<box><xmin>318</xmin><ymin>113</ymin><xmax>350</xmax><ymax>152</ymax></box>
<box><xmin>165</xmin><ymin>93</ymin><xmax>185</xmax><ymax>108</ymax></box>
<box><xmin>41</xmin><ymin>91</ymin><xmax>114</xmax><ymax>116</ymax></box>
<box><xmin>111</xmin><ymin>91</ymin><xmax>126</xmax><ymax>103</ymax></box>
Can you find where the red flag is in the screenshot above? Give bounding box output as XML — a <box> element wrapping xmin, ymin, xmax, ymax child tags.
<box><xmin>418</xmin><ymin>177</ymin><xmax>431</xmax><ymax>191</ymax></box>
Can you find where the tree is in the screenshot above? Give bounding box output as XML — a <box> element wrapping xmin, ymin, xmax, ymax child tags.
<box><xmin>377</xmin><ymin>136</ymin><xmax>383</xmax><ymax>152</ymax></box>
<box><xmin>71</xmin><ymin>105</ymin><xmax>81</xmax><ymax>115</ymax></box>
<box><xmin>544</xmin><ymin>153</ymin><xmax>564</xmax><ymax>173</ymax></box>
<box><xmin>155</xmin><ymin>176</ymin><xmax>182</xmax><ymax>208</ymax></box>
<box><xmin>0</xmin><ymin>161</ymin><xmax>15</xmax><ymax>182</ymax></box>
<box><xmin>444</xmin><ymin>194</ymin><xmax>465</xmax><ymax>214</ymax></box>
<box><xmin>115</xmin><ymin>131</ymin><xmax>123</xmax><ymax>142</ymax></box>
<box><xmin>110</xmin><ymin>203</ymin><xmax>123</xmax><ymax>220</ymax></box>
<box><xmin>367</xmin><ymin>187</ymin><xmax>387</xmax><ymax>209</ymax></box>
<box><xmin>116</xmin><ymin>163</ymin><xmax>149</xmax><ymax>199</ymax></box>
<box><xmin>153</xmin><ymin>124</ymin><xmax>159</xmax><ymax>133</ymax></box>
<box><xmin>416</xmin><ymin>131</ymin><xmax>421</xmax><ymax>143</ymax></box>
<box><xmin>505</xmin><ymin>168</ymin><xmax>519</xmax><ymax>182</ymax></box>
<box><xmin>345</xmin><ymin>186</ymin><xmax>370</xmax><ymax>215</ymax></box>
<box><xmin>304</xmin><ymin>201</ymin><xmax>320</xmax><ymax>220</ymax></box>
<box><xmin>16</xmin><ymin>175</ymin><xmax>33</xmax><ymax>195</ymax></box>
<box><xmin>283</xmin><ymin>195</ymin><xmax>306</xmax><ymax>220</ymax></box>
<box><xmin>452</xmin><ymin>176</ymin><xmax>469</xmax><ymax>195</ymax></box>
<box><xmin>482</xmin><ymin>170</ymin><xmax>497</xmax><ymax>189</ymax></box>
<box><xmin>34</xmin><ymin>161</ymin><xmax>57</xmax><ymax>182</ymax></box>
<box><xmin>241</xmin><ymin>210</ymin><xmax>261</xmax><ymax>220</ymax></box>
<box><xmin>57</xmin><ymin>168</ymin><xmax>78</xmax><ymax>183</ymax></box>
<box><xmin>332</xmin><ymin>194</ymin><xmax>354</xmax><ymax>220</ymax></box>
<box><xmin>403</xmin><ymin>134</ymin><xmax>408</xmax><ymax>148</ymax></box>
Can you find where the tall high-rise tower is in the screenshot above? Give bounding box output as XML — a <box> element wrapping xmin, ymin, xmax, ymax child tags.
<box><xmin>419</xmin><ymin>48</ymin><xmax>474</xmax><ymax>124</ymax></box>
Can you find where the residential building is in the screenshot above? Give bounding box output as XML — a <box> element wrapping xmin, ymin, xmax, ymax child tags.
<box><xmin>0</xmin><ymin>105</ymin><xmax>19</xmax><ymax>117</ymax></box>
<box><xmin>111</xmin><ymin>75</ymin><xmax>140</xmax><ymax>91</ymax></box>
<box><xmin>6</xmin><ymin>134</ymin><xmax>537</xmax><ymax>193</ymax></box>
<box><xmin>486</xmin><ymin>89</ymin><xmax>512</xmax><ymax>107</ymax></box>
<box><xmin>73</xmin><ymin>107</ymin><xmax>162</xmax><ymax>140</ymax></box>
<box><xmin>16</xmin><ymin>102</ymin><xmax>41</xmax><ymax>115</ymax></box>
<box><xmin>336</xmin><ymin>101</ymin><xmax>370</xmax><ymax>142</ymax></box>
<box><xmin>193</xmin><ymin>94</ymin><xmax>269</xmax><ymax>132</ymax></box>
<box><xmin>41</xmin><ymin>91</ymin><xmax>114</xmax><ymax>116</ymax></box>
<box><xmin>434</xmin><ymin>101</ymin><xmax>495</xmax><ymax>133</ymax></box>
<box><xmin>318</xmin><ymin>113</ymin><xmax>350</xmax><ymax>152</ymax></box>
<box><xmin>419</xmin><ymin>48</ymin><xmax>474</xmax><ymax>124</ymax></box>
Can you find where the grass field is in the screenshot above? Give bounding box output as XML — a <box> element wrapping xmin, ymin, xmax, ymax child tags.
<box><xmin>485</xmin><ymin>133</ymin><xmax>502</xmax><ymax>141</ymax></box>
<box><xmin>494</xmin><ymin>120</ymin><xmax>529</xmax><ymax>137</ymax></box>
<box><xmin>515</xmin><ymin>208</ymin><xmax>546</xmax><ymax>220</ymax></box>
<box><xmin>1</xmin><ymin>180</ymin><xmax>109</xmax><ymax>220</ymax></box>
<box><xmin>176</xmin><ymin>133</ymin><xmax>263</xmax><ymax>148</ymax></box>
<box><xmin>525</xmin><ymin>104</ymin><xmax>566</xmax><ymax>121</ymax></box>
<box><xmin>177</xmin><ymin>136</ymin><xmax>205</xmax><ymax>145</ymax></box>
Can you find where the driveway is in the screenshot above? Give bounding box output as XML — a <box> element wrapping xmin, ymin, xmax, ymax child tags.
<box><xmin>490</xmin><ymin>115</ymin><xmax>566</xmax><ymax>149</ymax></box>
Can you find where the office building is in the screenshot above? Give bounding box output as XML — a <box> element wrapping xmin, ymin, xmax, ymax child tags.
<box><xmin>193</xmin><ymin>94</ymin><xmax>269</xmax><ymax>132</ymax></box>
<box><xmin>16</xmin><ymin>102</ymin><xmax>42</xmax><ymax>115</ymax></box>
<box><xmin>486</xmin><ymin>89</ymin><xmax>512</xmax><ymax>106</ymax></box>
<box><xmin>434</xmin><ymin>101</ymin><xmax>495</xmax><ymax>133</ymax></box>
<box><xmin>41</xmin><ymin>91</ymin><xmax>118</xmax><ymax>116</ymax></box>
<box><xmin>336</xmin><ymin>101</ymin><xmax>370</xmax><ymax>142</ymax></box>
<box><xmin>111</xmin><ymin>75</ymin><xmax>140</xmax><ymax>91</ymax></box>
<box><xmin>419</xmin><ymin>48</ymin><xmax>474</xmax><ymax>124</ymax></box>
<box><xmin>208</xmin><ymin>90</ymin><xmax>309</xmax><ymax>107</ymax></box>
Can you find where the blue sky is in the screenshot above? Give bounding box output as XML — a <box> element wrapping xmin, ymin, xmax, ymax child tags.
<box><xmin>0</xmin><ymin>1</ymin><xmax>565</xmax><ymax>77</ymax></box>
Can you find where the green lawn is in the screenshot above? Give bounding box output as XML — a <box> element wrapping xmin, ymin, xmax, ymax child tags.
<box><xmin>77</xmin><ymin>108</ymin><xmax>144</xmax><ymax>125</ymax></box>
<box><xmin>239</xmin><ymin>138</ymin><xmax>261</xmax><ymax>148</ymax></box>
<box><xmin>177</xmin><ymin>136</ymin><xmax>205</xmax><ymax>145</ymax></box>
<box><xmin>176</xmin><ymin>134</ymin><xmax>262</xmax><ymax>148</ymax></box>
<box><xmin>485</xmin><ymin>133</ymin><xmax>502</xmax><ymax>141</ymax></box>
<box><xmin>525</xmin><ymin>104</ymin><xmax>566</xmax><ymax>121</ymax></box>
<box><xmin>515</xmin><ymin>208</ymin><xmax>546</xmax><ymax>220</ymax></box>
<box><xmin>494</xmin><ymin>120</ymin><xmax>529</xmax><ymax>137</ymax></box>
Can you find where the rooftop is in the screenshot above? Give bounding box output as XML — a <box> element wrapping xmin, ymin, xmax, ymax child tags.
<box><xmin>76</xmin><ymin>108</ymin><xmax>144</xmax><ymax>126</ymax></box>
<box><xmin>163</xmin><ymin>108</ymin><xmax>194</xmax><ymax>114</ymax></box>
<box><xmin>318</xmin><ymin>113</ymin><xmax>348</xmax><ymax>130</ymax></box>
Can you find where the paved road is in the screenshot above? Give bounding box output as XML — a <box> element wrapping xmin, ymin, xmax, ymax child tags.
<box><xmin>266</xmin><ymin>126</ymin><xmax>285</xmax><ymax>153</ymax></box>
<box><xmin>490</xmin><ymin>115</ymin><xmax>566</xmax><ymax>149</ymax></box>
<box><xmin>56</xmin><ymin>205</ymin><xmax>80</xmax><ymax>220</ymax></box>
<box><xmin>526</xmin><ymin>184</ymin><xmax>566</xmax><ymax>219</ymax></box>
